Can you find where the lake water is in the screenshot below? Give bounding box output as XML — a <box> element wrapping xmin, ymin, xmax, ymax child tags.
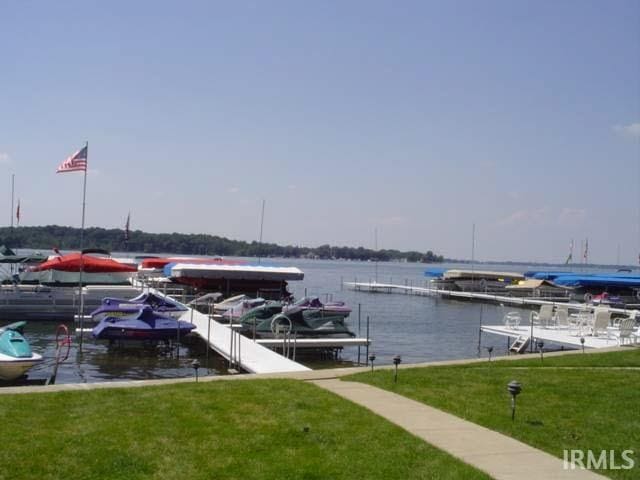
<box><xmin>1</xmin><ymin>258</ymin><xmax>575</xmax><ymax>386</ymax></box>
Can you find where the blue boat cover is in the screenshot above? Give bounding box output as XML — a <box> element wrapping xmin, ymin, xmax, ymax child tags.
<box><xmin>424</xmin><ymin>268</ymin><xmax>447</xmax><ymax>278</ymax></box>
<box><xmin>552</xmin><ymin>275</ymin><xmax>640</xmax><ymax>288</ymax></box>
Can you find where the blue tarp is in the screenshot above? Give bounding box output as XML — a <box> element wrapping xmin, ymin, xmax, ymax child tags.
<box><xmin>552</xmin><ymin>275</ymin><xmax>640</xmax><ymax>288</ymax></box>
<box><xmin>424</xmin><ymin>268</ymin><xmax>447</xmax><ymax>278</ymax></box>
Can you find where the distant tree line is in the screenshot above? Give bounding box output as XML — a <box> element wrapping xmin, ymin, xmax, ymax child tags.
<box><xmin>0</xmin><ymin>225</ymin><xmax>444</xmax><ymax>263</ymax></box>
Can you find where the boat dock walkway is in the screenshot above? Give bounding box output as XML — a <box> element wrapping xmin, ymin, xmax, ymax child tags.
<box><xmin>149</xmin><ymin>289</ymin><xmax>311</xmax><ymax>374</ymax></box>
<box><xmin>343</xmin><ymin>281</ymin><xmax>635</xmax><ymax>314</ymax></box>
<box><xmin>179</xmin><ymin>308</ymin><xmax>311</xmax><ymax>374</ymax></box>
<box><xmin>256</xmin><ymin>338</ymin><xmax>370</xmax><ymax>349</ymax></box>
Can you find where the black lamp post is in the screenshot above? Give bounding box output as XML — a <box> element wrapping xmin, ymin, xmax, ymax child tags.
<box><xmin>537</xmin><ymin>340</ymin><xmax>544</xmax><ymax>363</ymax></box>
<box><xmin>393</xmin><ymin>355</ymin><xmax>402</xmax><ymax>383</ymax></box>
<box><xmin>580</xmin><ymin>336</ymin><xmax>585</xmax><ymax>353</ymax></box>
<box><xmin>369</xmin><ymin>353</ymin><xmax>376</xmax><ymax>372</ymax></box>
<box><xmin>192</xmin><ymin>359</ymin><xmax>201</xmax><ymax>382</ymax></box>
<box><xmin>507</xmin><ymin>380</ymin><xmax>522</xmax><ymax>421</ymax></box>
<box><xmin>485</xmin><ymin>346</ymin><xmax>494</xmax><ymax>362</ymax></box>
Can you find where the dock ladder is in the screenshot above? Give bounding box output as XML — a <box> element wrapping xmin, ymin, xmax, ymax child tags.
<box><xmin>509</xmin><ymin>335</ymin><xmax>530</xmax><ymax>354</ymax></box>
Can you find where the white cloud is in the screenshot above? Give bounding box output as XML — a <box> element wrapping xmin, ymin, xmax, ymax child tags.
<box><xmin>497</xmin><ymin>208</ymin><xmax>548</xmax><ymax>226</ymax></box>
<box><xmin>613</xmin><ymin>122</ymin><xmax>640</xmax><ymax>139</ymax></box>
<box><xmin>0</xmin><ymin>152</ymin><xmax>10</xmax><ymax>164</ymax></box>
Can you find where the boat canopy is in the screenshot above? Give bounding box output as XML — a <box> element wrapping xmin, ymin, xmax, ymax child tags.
<box><xmin>169</xmin><ymin>263</ymin><xmax>304</xmax><ymax>281</ymax></box>
<box><xmin>32</xmin><ymin>253</ymin><xmax>137</xmax><ymax>273</ymax></box>
<box><xmin>442</xmin><ymin>270</ymin><xmax>524</xmax><ymax>281</ymax></box>
<box><xmin>142</xmin><ymin>256</ymin><xmax>243</xmax><ymax>270</ymax></box>
<box><xmin>524</xmin><ymin>271</ymin><xmax>575</xmax><ymax>280</ymax></box>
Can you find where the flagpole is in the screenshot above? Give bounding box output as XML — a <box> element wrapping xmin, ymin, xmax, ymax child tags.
<box><xmin>10</xmin><ymin>174</ymin><xmax>14</xmax><ymax>229</ymax></box>
<box><xmin>78</xmin><ymin>141</ymin><xmax>88</xmax><ymax>352</ymax></box>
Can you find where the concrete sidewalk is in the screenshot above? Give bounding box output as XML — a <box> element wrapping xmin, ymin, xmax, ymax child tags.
<box><xmin>312</xmin><ymin>379</ymin><xmax>606</xmax><ymax>480</ymax></box>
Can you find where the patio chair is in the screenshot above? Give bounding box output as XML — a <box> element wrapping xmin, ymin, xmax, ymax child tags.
<box><xmin>554</xmin><ymin>306</ymin><xmax>570</xmax><ymax>329</ymax></box>
<box><xmin>503</xmin><ymin>311</ymin><xmax>521</xmax><ymax>329</ymax></box>
<box><xmin>569</xmin><ymin>313</ymin><xmax>590</xmax><ymax>336</ymax></box>
<box><xmin>531</xmin><ymin>305</ymin><xmax>554</xmax><ymax>328</ymax></box>
<box><xmin>612</xmin><ymin>310</ymin><xmax>638</xmax><ymax>327</ymax></box>
<box><xmin>591</xmin><ymin>309</ymin><xmax>611</xmax><ymax>337</ymax></box>
<box><xmin>612</xmin><ymin>318</ymin><xmax>639</xmax><ymax>346</ymax></box>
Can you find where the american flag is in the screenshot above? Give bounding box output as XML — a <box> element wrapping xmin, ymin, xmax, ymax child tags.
<box><xmin>16</xmin><ymin>200</ymin><xmax>20</xmax><ymax>226</ymax></box>
<box><xmin>57</xmin><ymin>145</ymin><xmax>88</xmax><ymax>173</ymax></box>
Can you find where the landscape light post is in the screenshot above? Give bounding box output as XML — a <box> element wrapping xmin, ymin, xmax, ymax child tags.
<box><xmin>507</xmin><ymin>380</ymin><xmax>522</xmax><ymax>421</ymax></box>
<box><xmin>369</xmin><ymin>353</ymin><xmax>376</xmax><ymax>372</ymax></box>
<box><xmin>537</xmin><ymin>340</ymin><xmax>544</xmax><ymax>363</ymax></box>
<box><xmin>393</xmin><ymin>355</ymin><xmax>402</xmax><ymax>383</ymax></box>
<box><xmin>485</xmin><ymin>346</ymin><xmax>494</xmax><ymax>362</ymax></box>
<box><xmin>192</xmin><ymin>359</ymin><xmax>200</xmax><ymax>382</ymax></box>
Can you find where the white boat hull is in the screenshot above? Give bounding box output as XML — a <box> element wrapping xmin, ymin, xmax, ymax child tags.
<box><xmin>0</xmin><ymin>352</ymin><xmax>43</xmax><ymax>381</ymax></box>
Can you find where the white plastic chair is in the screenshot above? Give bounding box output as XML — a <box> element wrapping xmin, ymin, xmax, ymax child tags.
<box><xmin>554</xmin><ymin>307</ymin><xmax>570</xmax><ymax>329</ymax></box>
<box><xmin>591</xmin><ymin>309</ymin><xmax>611</xmax><ymax>337</ymax></box>
<box><xmin>612</xmin><ymin>318</ymin><xmax>639</xmax><ymax>345</ymax></box>
<box><xmin>531</xmin><ymin>305</ymin><xmax>554</xmax><ymax>328</ymax></box>
<box><xmin>503</xmin><ymin>311</ymin><xmax>521</xmax><ymax>329</ymax></box>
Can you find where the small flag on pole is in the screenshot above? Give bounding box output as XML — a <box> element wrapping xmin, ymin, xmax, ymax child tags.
<box><xmin>16</xmin><ymin>200</ymin><xmax>20</xmax><ymax>226</ymax></box>
<box><xmin>57</xmin><ymin>145</ymin><xmax>88</xmax><ymax>173</ymax></box>
<box><xmin>124</xmin><ymin>212</ymin><xmax>131</xmax><ymax>241</ymax></box>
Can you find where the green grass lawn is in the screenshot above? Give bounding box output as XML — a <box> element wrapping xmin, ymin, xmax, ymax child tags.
<box><xmin>347</xmin><ymin>349</ymin><xmax>640</xmax><ymax>479</ymax></box>
<box><xmin>0</xmin><ymin>379</ymin><xmax>490</xmax><ymax>480</ymax></box>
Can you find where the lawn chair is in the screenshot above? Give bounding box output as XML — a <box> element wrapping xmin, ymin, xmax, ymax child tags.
<box><xmin>554</xmin><ymin>306</ymin><xmax>570</xmax><ymax>329</ymax></box>
<box><xmin>503</xmin><ymin>311</ymin><xmax>521</xmax><ymax>329</ymax></box>
<box><xmin>611</xmin><ymin>318</ymin><xmax>639</xmax><ymax>346</ymax></box>
<box><xmin>612</xmin><ymin>310</ymin><xmax>638</xmax><ymax>327</ymax></box>
<box><xmin>591</xmin><ymin>309</ymin><xmax>611</xmax><ymax>337</ymax></box>
<box><xmin>570</xmin><ymin>313</ymin><xmax>590</xmax><ymax>336</ymax></box>
<box><xmin>531</xmin><ymin>305</ymin><xmax>554</xmax><ymax>328</ymax></box>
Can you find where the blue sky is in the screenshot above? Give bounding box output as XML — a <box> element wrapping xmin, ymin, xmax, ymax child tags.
<box><xmin>1</xmin><ymin>1</ymin><xmax>638</xmax><ymax>263</ymax></box>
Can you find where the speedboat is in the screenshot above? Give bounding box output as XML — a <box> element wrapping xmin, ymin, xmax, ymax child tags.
<box><xmin>21</xmin><ymin>251</ymin><xmax>138</xmax><ymax>286</ymax></box>
<box><xmin>90</xmin><ymin>292</ymin><xmax>188</xmax><ymax>322</ymax></box>
<box><xmin>92</xmin><ymin>307</ymin><xmax>196</xmax><ymax>342</ymax></box>
<box><xmin>0</xmin><ymin>249</ymin><xmax>141</xmax><ymax>322</ymax></box>
<box><xmin>590</xmin><ymin>292</ymin><xmax>624</xmax><ymax>307</ymax></box>
<box><xmin>0</xmin><ymin>321</ymin><xmax>43</xmax><ymax>381</ymax></box>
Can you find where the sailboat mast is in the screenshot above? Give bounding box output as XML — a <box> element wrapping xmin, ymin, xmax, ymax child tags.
<box><xmin>374</xmin><ymin>227</ymin><xmax>378</xmax><ymax>283</ymax></box>
<box><xmin>471</xmin><ymin>223</ymin><xmax>476</xmax><ymax>288</ymax></box>
<box><xmin>257</xmin><ymin>199</ymin><xmax>265</xmax><ymax>264</ymax></box>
